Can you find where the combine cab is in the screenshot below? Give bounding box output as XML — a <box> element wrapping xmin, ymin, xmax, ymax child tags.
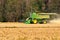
<box><xmin>25</xmin><ymin>12</ymin><xmax>57</xmax><ymax>24</ymax></box>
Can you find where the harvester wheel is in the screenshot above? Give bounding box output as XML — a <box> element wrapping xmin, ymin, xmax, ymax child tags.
<box><xmin>33</xmin><ymin>19</ymin><xmax>37</xmax><ymax>24</ymax></box>
<box><xmin>43</xmin><ymin>21</ymin><xmax>47</xmax><ymax>24</ymax></box>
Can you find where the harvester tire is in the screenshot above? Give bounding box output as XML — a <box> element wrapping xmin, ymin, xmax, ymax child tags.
<box><xmin>39</xmin><ymin>20</ymin><xmax>47</xmax><ymax>24</ymax></box>
<box><xmin>43</xmin><ymin>21</ymin><xmax>47</xmax><ymax>24</ymax></box>
<box><xmin>33</xmin><ymin>19</ymin><xmax>37</xmax><ymax>24</ymax></box>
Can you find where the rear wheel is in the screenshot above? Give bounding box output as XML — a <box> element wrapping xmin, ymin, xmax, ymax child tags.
<box><xmin>43</xmin><ymin>20</ymin><xmax>47</xmax><ymax>24</ymax></box>
<box><xmin>39</xmin><ymin>20</ymin><xmax>47</xmax><ymax>24</ymax></box>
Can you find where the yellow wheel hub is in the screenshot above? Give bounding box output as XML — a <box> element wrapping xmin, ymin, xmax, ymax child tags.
<box><xmin>43</xmin><ymin>21</ymin><xmax>47</xmax><ymax>24</ymax></box>
<box><xmin>33</xmin><ymin>20</ymin><xmax>37</xmax><ymax>24</ymax></box>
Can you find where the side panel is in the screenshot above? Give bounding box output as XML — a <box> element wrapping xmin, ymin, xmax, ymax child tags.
<box><xmin>38</xmin><ymin>15</ymin><xmax>50</xmax><ymax>19</ymax></box>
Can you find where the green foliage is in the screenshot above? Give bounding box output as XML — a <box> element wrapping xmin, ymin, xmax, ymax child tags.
<box><xmin>0</xmin><ymin>0</ymin><xmax>59</xmax><ymax>22</ymax></box>
<box><xmin>47</xmin><ymin>0</ymin><xmax>60</xmax><ymax>13</ymax></box>
<box><xmin>31</xmin><ymin>0</ymin><xmax>43</xmax><ymax>12</ymax></box>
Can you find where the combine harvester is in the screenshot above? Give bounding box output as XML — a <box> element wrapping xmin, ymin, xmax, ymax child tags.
<box><xmin>25</xmin><ymin>12</ymin><xmax>57</xmax><ymax>24</ymax></box>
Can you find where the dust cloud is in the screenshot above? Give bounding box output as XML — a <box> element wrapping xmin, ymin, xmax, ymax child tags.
<box><xmin>49</xmin><ymin>13</ymin><xmax>60</xmax><ymax>24</ymax></box>
<box><xmin>50</xmin><ymin>18</ymin><xmax>60</xmax><ymax>24</ymax></box>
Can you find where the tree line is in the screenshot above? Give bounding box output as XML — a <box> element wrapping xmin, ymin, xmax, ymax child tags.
<box><xmin>0</xmin><ymin>0</ymin><xmax>60</xmax><ymax>22</ymax></box>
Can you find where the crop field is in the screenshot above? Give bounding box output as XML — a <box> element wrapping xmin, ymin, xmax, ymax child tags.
<box><xmin>0</xmin><ymin>21</ymin><xmax>60</xmax><ymax>40</ymax></box>
<box><xmin>0</xmin><ymin>28</ymin><xmax>60</xmax><ymax>40</ymax></box>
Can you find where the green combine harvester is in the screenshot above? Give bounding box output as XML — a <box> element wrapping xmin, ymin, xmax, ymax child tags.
<box><xmin>25</xmin><ymin>12</ymin><xmax>57</xmax><ymax>24</ymax></box>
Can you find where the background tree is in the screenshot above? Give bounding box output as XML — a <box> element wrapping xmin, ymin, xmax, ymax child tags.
<box><xmin>0</xmin><ymin>0</ymin><xmax>5</xmax><ymax>22</ymax></box>
<box><xmin>0</xmin><ymin>0</ymin><xmax>59</xmax><ymax>22</ymax></box>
